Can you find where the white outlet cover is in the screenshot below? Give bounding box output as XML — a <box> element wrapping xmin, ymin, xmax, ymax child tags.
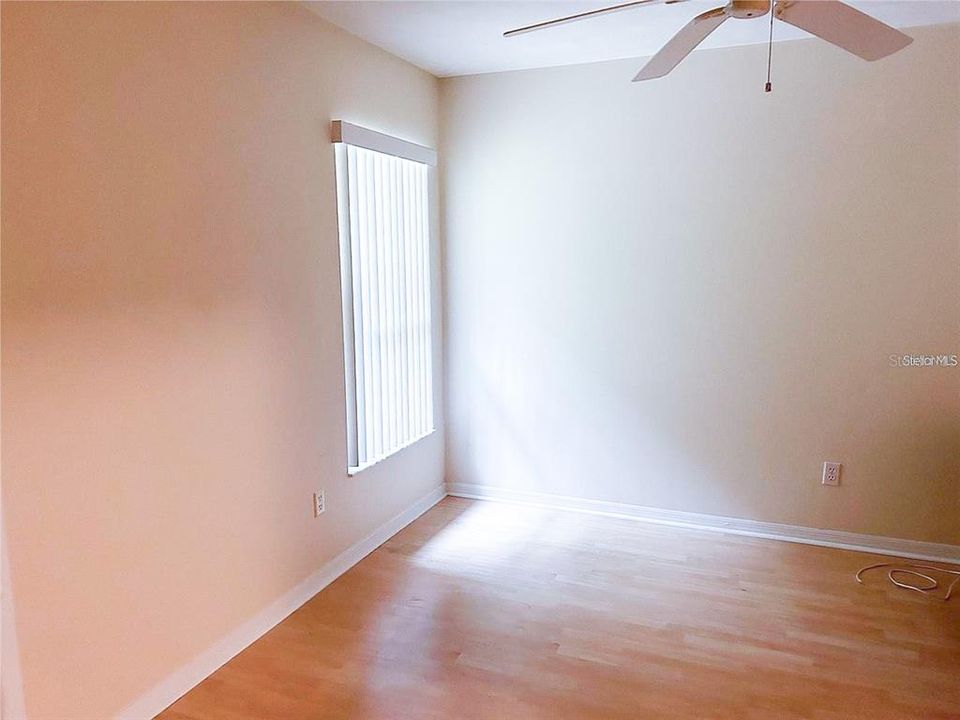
<box><xmin>822</xmin><ymin>462</ymin><xmax>841</xmax><ymax>487</ymax></box>
<box><xmin>314</xmin><ymin>490</ymin><xmax>325</xmax><ymax>516</ymax></box>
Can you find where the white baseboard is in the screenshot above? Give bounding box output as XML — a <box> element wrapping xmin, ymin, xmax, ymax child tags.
<box><xmin>111</xmin><ymin>480</ymin><xmax>957</xmax><ymax>719</ymax></box>
<box><xmin>115</xmin><ymin>485</ymin><xmax>446</xmax><ymax>720</ymax></box>
<box><xmin>447</xmin><ymin>483</ymin><xmax>960</xmax><ymax>565</ymax></box>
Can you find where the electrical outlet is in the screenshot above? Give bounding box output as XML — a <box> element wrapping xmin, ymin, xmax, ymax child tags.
<box><xmin>821</xmin><ymin>462</ymin><xmax>841</xmax><ymax>487</ymax></box>
<box><xmin>313</xmin><ymin>489</ymin><xmax>325</xmax><ymax>517</ymax></box>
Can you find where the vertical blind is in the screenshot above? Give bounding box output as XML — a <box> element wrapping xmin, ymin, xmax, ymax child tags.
<box><xmin>337</xmin><ymin>143</ymin><xmax>434</xmax><ymax>471</ymax></box>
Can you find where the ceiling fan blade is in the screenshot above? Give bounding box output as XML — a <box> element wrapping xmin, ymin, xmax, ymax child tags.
<box><xmin>633</xmin><ymin>6</ymin><xmax>728</xmax><ymax>81</ymax></box>
<box><xmin>774</xmin><ymin>0</ymin><xmax>912</xmax><ymax>61</ymax></box>
<box><xmin>504</xmin><ymin>0</ymin><xmax>689</xmax><ymax>38</ymax></box>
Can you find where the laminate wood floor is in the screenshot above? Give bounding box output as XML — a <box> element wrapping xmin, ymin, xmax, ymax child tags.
<box><xmin>160</xmin><ymin>497</ymin><xmax>960</xmax><ymax>719</ymax></box>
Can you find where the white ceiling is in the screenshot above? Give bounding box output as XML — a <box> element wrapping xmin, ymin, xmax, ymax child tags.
<box><xmin>305</xmin><ymin>0</ymin><xmax>960</xmax><ymax>77</ymax></box>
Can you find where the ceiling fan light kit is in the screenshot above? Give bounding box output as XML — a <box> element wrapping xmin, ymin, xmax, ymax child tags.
<box><xmin>504</xmin><ymin>0</ymin><xmax>914</xmax><ymax>92</ymax></box>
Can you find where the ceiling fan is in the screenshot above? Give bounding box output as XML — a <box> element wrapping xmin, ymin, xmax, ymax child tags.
<box><xmin>504</xmin><ymin>0</ymin><xmax>913</xmax><ymax>90</ymax></box>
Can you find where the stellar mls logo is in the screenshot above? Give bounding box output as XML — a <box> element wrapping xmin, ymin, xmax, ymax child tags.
<box><xmin>889</xmin><ymin>353</ymin><xmax>958</xmax><ymax>368</ymax></box>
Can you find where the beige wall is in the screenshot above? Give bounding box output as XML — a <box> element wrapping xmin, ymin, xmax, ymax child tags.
<box><xmin>441</xmin><ymin>24</ymin><xmax>960</xmax><ymax>546</ymax></box>
<box><xmin>1</xmin><ymin>3</ymin><xmax>443</xmax><ymax>718</ymax></box>
<box><xmin>3</xmin><ymin>4</ymin><xmax>959</xmax><ymax>716</ymax></box>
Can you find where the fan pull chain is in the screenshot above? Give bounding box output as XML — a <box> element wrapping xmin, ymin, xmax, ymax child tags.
<box><xmin>765</xmin><ymin>0</ymin><xmax>775</xmax><ymax>91</ymax></box>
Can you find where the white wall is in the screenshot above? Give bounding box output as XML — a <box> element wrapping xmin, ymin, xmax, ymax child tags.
<box><xmin>2</xmin><ymin>3</ymin><xmax>442</xmax><ymax>717</ymax></box>
<box><xmin>441</xmin><ymin>23</ymin><xmax>960</xmax><ymax>545</ymax></box>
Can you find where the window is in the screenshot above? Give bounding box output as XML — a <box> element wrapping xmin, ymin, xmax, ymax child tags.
<box><xmin>333</xmin><ymin>122</ymin><xmax>435</xmax><ymax>473</ymax></box>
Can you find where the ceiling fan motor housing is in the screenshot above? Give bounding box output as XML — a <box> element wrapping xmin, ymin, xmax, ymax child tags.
<box><xmin>728</xmin><ymin>0</ymin><xmax>770</xmax><ymax>19</ymax></box>
<box><xmin>505</xmin><ymin>0</ymin><xmax>914</xmax><ymax>85</ymax></box>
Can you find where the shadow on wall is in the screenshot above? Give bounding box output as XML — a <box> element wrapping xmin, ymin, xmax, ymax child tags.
<box><xmin>449</xmin><ymin>299</ymin><xmax>960</xmax><ymax>545</ymax></box>
<box><xmin>441</xmin><ymin>22</ymin><xmax>959</xmax><ymax>546</ymax></box>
